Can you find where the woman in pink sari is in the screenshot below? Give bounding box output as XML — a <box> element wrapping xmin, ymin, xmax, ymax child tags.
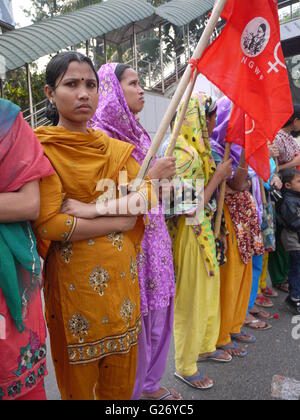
<box><xmin>0</xmin><ymin>98</ymin><xmax>53</xmax><ymax>400</ymax></box>
<box><xmin>91</xmin><ymin>63</ymin><xmax>181</xmax><ymax>400</ymax></box>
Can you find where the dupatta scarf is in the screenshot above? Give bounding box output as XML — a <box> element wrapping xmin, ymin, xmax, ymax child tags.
<box><xmin>0</xmin><ymin>99</ymin><xmax>54</xmax><ymax>332</ymax></box>
<box><xmin>169</xmin><ymin>92</ymin><xmax>219</xmax><ymax>277</ymax></box>
<box><xmin>35</xmin><ymin>126</ymin><xmax>135</xmax><ymax>199</ymax></box>
<box><xmin>90</xmin><ymin>63</ymin><xmax>152</xmax><ymax>166</ymax></box>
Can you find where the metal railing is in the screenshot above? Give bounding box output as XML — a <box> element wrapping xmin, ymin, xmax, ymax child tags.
<box><xmin>125</xmin><ymin>48</ymin><xmax>192</xmax><ymax>94</ymax></box>
<box><xmin>279</xmin><ymin>1</ymin><xmax>300</xmax><ymax>23</ymax></box>
<box><xmin>23</xmin><ymin>99</ymin><xmax>50</xmax><ymax>128</ymax></box>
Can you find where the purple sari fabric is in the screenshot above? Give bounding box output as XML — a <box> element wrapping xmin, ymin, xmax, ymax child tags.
<box><xmin>210</xmin><ymin>97</ymin><xmax>242</xmax><ymax>171</ymax></box>
<box><xmin>210</xmin><ymin>97</ymin><xmax>263</xmax><ymax>223</ymax></box>
<box><xmin>91</xmin><ymin>63</ymin><xmax>175</xmax><ymax>315</ymax></box>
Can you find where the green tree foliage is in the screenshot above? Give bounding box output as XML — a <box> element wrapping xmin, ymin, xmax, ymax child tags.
<box><xmin>62</xmin><ymin>0</ymin><xmax>102</xmax><ymax>13</ymax></box>
<box><xmin>4</xmin><ymin>66</ymin><xmax>46</xmax><ymax>111</ymax></box>
<box><xmin>23</xmin><ymin>1</ymin><xmax>65</xmax><ymax>22</ymax></box>
<box><xmin>24</xmin><ymin>0</ymin><xmax>101</xmax><ymax>23</ymax></box>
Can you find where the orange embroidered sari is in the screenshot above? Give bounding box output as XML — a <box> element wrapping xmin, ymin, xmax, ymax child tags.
<box><xmin>34</xmin><ymin>126</ymin><xmax>152</xmax><ymax>366</ymax></box>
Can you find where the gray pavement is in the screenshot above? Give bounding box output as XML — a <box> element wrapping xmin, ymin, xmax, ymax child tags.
<box><xmin>44</xmin><ymin>288</ymin><xmax>300</xmax><ymax>401</ymax></box>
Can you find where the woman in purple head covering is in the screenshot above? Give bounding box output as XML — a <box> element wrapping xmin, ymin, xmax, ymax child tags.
<box><xmin>210</xmin><ymin>97</ymin><xmax>268</xmax><ymax>357</ymax></box>
<box><xmin>91</xmin><ymin>63</ymin><xmax>181</xmax><ymax>401</ymax></box>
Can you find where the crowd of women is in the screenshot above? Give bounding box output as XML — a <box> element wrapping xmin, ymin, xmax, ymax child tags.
<box><xmin>0</xmin><ymin>50</ymin><xmax>300</xmax><ymax>400</ymax></box>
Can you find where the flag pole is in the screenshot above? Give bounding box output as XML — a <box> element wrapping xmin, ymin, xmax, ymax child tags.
<box><xmin>132</xmin><ymin>0</ymin><xmax>228</xmax><ymax>188</ymax></box>
<box><xmin>214</xmin><ymin>142</ymin><xmax>232</xmax><ymax>237</ymax></box>
<box><xmin>166</xmin><ymin>69</ymin><xmax>198</xmax><ymax>157</ymax></box>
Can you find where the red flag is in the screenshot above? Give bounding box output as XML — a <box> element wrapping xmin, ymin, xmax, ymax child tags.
<box><xmin>198</xmin><ymin>0</ymin><xmax>294</xmax><ymax>180</ymax></box>
<box><xmin>226</xmin><ymin>105</ymin><xmax>271</xmax><ymax>180</ymax></box>
<box><xmin>225</xmin><ymin>105</ymin><xmax>245</xmax><ymax>148</ymax></box>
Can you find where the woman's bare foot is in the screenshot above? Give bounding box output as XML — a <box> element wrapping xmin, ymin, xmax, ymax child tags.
<box><xmin>244</xmin><ymin>315</ymin><xmax>272</xmax><ymax>330</ymax></box>
<box><xmin>218</xmin><ymin>341</ymin><xmax>247</xmax><ymax>358</ymax></box>
<box><xmin>141</xmin><ymin>387</ymin><xmax>182</xmax><ymax>400</ymax></box>
<box><xmin>198</xmin><ymin>350</ymin><xmax>232</xmax><ymax>362</ymax></box>
<box><xmin>175</xmin><ymin>370</ymin><xmax>214</xmax><ymax>389</ymax></box>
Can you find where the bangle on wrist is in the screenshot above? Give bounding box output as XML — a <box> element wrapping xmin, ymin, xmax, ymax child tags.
<box><xmin>136</xmin><ymin>190</ymin><xmax>149</xmax><ymax>213</ymax></box>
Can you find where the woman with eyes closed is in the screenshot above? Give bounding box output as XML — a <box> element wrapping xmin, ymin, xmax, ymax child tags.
<box><xmin>33</xmin><ymin>52</ymin><xmax>156</xmax><ymax>401</ymax></box>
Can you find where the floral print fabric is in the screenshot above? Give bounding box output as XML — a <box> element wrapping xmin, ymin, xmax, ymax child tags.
<box><xmin>225</xmin><ymin>191</ymin><xmax>265</xmax><ymax>264</ymax></box>
<box><xmin>274</xmin><ymin>129</ymin><xmax>300</xmax><ymax>165</ymax></box>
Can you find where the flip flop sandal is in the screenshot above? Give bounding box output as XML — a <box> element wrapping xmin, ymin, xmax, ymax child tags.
<box><xmin>141</xmin><ymin>387</ymin><xmax>182</xmax><ymax>401</ymax></box>
<box><xmin>231</xmin><ymin>329</ymin><xmax>256</xmax><ymax>344</ymax></box>
<box><xmin>174</xmin><ymin>372</ymin><xmax>214</xmax><ymax>390</ymax></box>
<box><xmin>244</xmin><ymin>319</ymin><xmax>272</xmax><ymax>331</ymax></box>
<box><xmin>275</xmin><ymin>284</ymin><xmax>289</xmax><ymax>293</ymax></box>
<box><xmin>249</xmin><ymin>308</ymin><xmax>273</xmax><ymax>320</ymax></box>
<box><xmin>197</xmin><ymin>350</ymin><xmax>232</xmax><ymax>363</ymax></box>
<box><xmin>255</xmin><ymin>295</ymin><xmax>274</xmax><ymax>308</ymax></box>
<box><xmin>262</xmin><ymin>287</ymin><xmax>279</xmax><ymax>298</ymax></box>
<box><xmin>218</xmin><ymin>341</ymin><xmax>247</xmax><ymax>358</ymax></box>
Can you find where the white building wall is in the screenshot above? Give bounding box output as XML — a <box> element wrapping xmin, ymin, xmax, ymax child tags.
<box><xmin>139</xmin><ymin>91</ymin><xmax>171</xmax><ymax>141</ymax></box>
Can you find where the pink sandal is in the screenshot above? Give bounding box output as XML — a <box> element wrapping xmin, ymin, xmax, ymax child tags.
<box><xmin>255</xmin><ymin>294</ymin><xmax>274</xmax><ymax>308</ymax></box>
<box><xmin>262</xmin><ymin>287</ymin><xmax>279</xmax><ymax>298</ymax></box>
<box><xmin>249</xmin><ymin>306</ymin><xmax>272</xmax><ymax>320</ymax></box>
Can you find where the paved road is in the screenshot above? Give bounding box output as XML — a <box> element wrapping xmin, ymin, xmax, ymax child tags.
<box><xmin>44</xmin><ymin>288</ymin><xmax>300</xmax><ymax>401</ymax></box>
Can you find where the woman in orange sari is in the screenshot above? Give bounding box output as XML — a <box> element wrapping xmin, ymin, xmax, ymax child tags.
<box><xmin>33</xmin><ymin>52</ymin><xmax>155</xmax><ymax>400</ymax></box>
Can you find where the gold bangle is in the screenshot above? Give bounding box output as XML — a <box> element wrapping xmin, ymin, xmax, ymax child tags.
<box><xmin>66</xmin><ymin>217</ymin><xmax>77</xmax><ymax>242</ymax></box>
<box><xmin>136</xmin><ymin>190</ymin><xmax>149</xmax><ymax>213</ymax></box>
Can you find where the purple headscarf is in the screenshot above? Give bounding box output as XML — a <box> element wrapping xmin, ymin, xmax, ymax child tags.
<box><xmin>210</xmin><ymin>96</ymin><xmax>263</xmax><ymax>223</ymax></box>
<box><xmin>210</xmin><ymin>96</ymin><xmax>242</xmax><ymax>170</ymax></box>
<box><xmin>91</xmin><ymin>63</ymin><xmax>175</xmax><ymax>316</ymax></box>
<box><xmin>91</xmin><ymin>63</ymin><xmax>152</xmax><ymax>166</ymax></box>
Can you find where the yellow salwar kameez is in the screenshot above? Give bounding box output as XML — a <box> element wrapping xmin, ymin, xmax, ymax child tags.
<box><xmin>34</xmin><ymin>126</ymin><xmax>155</xmax><ymax>400</ymax></box>
<box><xmin>168</xmin><ymin>93</ymin><xmax>220</xmax><ymax>378</ymax></box>
<box><xmin>217</xmin><ymin>204</ymin><xmax>253</xmax><ymax>347</ymax></box>
<box><xmin>258</xmin><ymin>252</ymin><xmax>269</xmax><ymax>294</ymax></box>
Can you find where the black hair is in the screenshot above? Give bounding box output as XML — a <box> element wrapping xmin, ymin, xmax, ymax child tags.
<box><xmin>281</xmin><ymin>168</ymin><xmax>300</xmax><ymax>187</ymax></box>
<box><xmin>170</xmin><ymin>112</ymin><xmax>177</xmax><ymax>131</ymax></box>
<box><xmin>115</xmin><ymin>64</ymin><xmax>131</xmax><ymax>82</ymax></box>
<box><xmin>259</xmin><ymin>23</ymin><xmax>267</xmax><ymax>34</ymax></box>
<box><xmin>283</xmin><ymin>103</ymin><xmax>300</xmax><ymax>130</ymax></box>
<box><xmin>45</xmin><ymin>51</ymin><xmax>99</xmax><ymax>125</ymax></box>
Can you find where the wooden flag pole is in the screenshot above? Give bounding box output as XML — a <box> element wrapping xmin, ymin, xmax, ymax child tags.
<box><xmin>131</xmin><ymin>0</ymin><xmax>228</xmax><ymax>189</ymax></box>
<box><xmin>214</xmin><ymin>142</ymin><xmax>231</xmax><ymax>237</ymax></box>
<box><xmin>165</xmin><ymin>32</ymin><xmax>215</xmax><ymax>159</ymax></box>
<box><xmin>166</xmin><ymin>68</ymin><xmax>198</xmax><ymax>157</ymax></box>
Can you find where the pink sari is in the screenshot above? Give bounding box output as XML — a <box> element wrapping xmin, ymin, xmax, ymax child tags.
<box><xmin>0</xmin><ymin>101</ymin><xmax>54</xmax><ymax>400</ymax></box>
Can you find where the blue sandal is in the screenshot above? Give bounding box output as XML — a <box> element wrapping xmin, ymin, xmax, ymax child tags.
<box><xmin>231</xmin><ymin>329</ymin><xmax>256</xmax><ymax>344</ymax></box>
<box><xmin>218</xmin><ymin>341</ymin><xmax>248</xmax><ymax>358</ymax></box>
<box><xmin>174</xmin><ymin>371</ymin><xmax>214</xmax><ymax>390</ymax></box>
<box><xmin>198</xmin><ymin>350</ymin><xmax>232</xmax><ymax>363</ymax></box>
